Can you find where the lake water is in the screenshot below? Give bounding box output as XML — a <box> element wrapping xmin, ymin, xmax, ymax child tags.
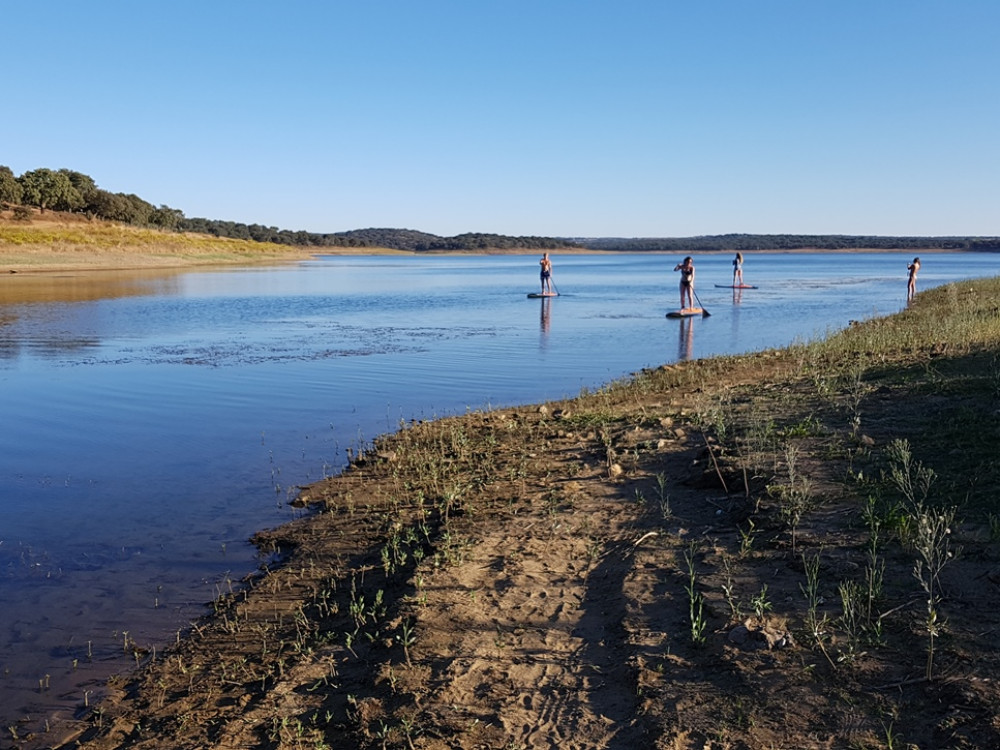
<box><xmin>1</xmin><ymin>251</ymin><xmax>997</xmax><ymax>728</ymax></box>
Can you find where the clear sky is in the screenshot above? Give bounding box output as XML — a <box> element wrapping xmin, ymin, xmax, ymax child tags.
<box><xmin>3</xmin><ymin>1</ymin><xmax>997</xmax><ymax>238</ymax></box>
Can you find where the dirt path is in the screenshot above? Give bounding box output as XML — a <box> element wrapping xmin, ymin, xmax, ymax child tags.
<box><xmin>413</xmin><ymin>460</ymin><xmax>647</xmax><ymax>748</ymax></box>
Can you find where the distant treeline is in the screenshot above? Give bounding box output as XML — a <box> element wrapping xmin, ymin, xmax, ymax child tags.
<box><xmin>2</xmin><ymin>166</ymin><xmax>997</xmax><ymax>252</ymax></box>
<box><xmin>577</xmin><ymin>234</ymin><xmax>1000</xmax><ymax>252</ymax></box>
<box><xmin>0</xmin><ymin>166</ymin><xmax>579</xmax><ymax>251</ymax></box>
<box><xmin>174</xmin><ymin>221</ymin><xmax>581</xmax><ymax>251</ymax></box>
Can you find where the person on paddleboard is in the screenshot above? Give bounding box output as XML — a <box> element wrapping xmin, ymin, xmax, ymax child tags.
<box><xmin>539</xmin><ymin>252</ymin><xmax>554</xmax><ymax>294</ymax></box>
<box><xmin>907</xmin><ymin>257</ymin><xmax>920</xmax><ymax>301</ymax></box>
<box><xmin>674</xmin><ymin>256</ymin><xmax>695</xmax><ymax>310</ymax></box>
<box><xmin>733</xmin><ymin>252</ymin><xmax>744</xmax><ymax>286</ymax></box>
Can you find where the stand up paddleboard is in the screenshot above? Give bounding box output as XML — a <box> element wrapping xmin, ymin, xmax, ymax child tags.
<box><xmin>715</xmin><ymin>284</ymin><xmax>758</xmax><ymax>289</ymax></box>
<box><xmin>527</xmin><ymin>292</ymin><xmax>559</xmax><ymax>298</ymax></box>
<box><xmin>666</xmin><ymin>307</ymin><xmax>704</xmax><ymax>318</ymax></box>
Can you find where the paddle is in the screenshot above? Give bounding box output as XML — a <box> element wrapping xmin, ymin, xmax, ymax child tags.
<box><xmin>693</xmin><ymin>289</ymin><xmax>711</xmax><ymax>317</ymax></box>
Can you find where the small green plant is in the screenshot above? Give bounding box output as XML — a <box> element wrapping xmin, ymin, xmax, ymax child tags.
<box><xmin>843</xmin><ymin>363</ymin><xmax>870</xmax><ymax>436</ymax></box>
<box><xmin>721</xmin><ymin>556</ymin><xmax>742</xmax><ymax>622</ymax></box>
<box><xmin>684</xmin><ymin>543</ymin><xmax>708</xmax><ymax>645</ymax></box>
<box><xmin>864</xmin><ymin>533</ymin><xmax>885</xmax><ymax>628</ymax></box>
<box><xmin>400</xmin><ymin>617</ymin><xmax>417</xmax><ymax>665</ymax></box>
<box><xmin>655</xmin><ymin>473</ymin><xmax>671</xmax><ymax>519</ymax></box>
<box><xmin>861</xmin><ymin>494</ymin><xmax>881</xmax><ymax>537</ymax></box>
<box><xmin>885</xmin><ymin>439</ymin><xmax>935</xmax><ymax>515</ymax></box>
<box><xmin>733</xmin><ymin>407</ymin><xmax>777</xmax><ymax>498</ymax></box>
<box><xmin>771</xmin><ymin>442</ymin><xmax>814</xmax><ymax>551</ymax></box>
<box><xmin>781</xmin><ymin>414</ymin><xmax>823</xmax><ymax>438</ymax></box>
<box><xmin>800</xmin><ymin>551</ymin><xmax>828</xmax><ymax>647</ymax></box>
<box><xmin>750</xmin><ymin>584</ymin><xmax>771</xmax><ymax>620</ymax></box>
<box><xmin>883</xmin><ymin>721</ymin><xmax>903</xmax><ymax>750</ymax></box>
<box><xmin>884</xmin><ymin>438</ymin><xmax>958</xmax><ymax>679</ymax></box>
<box><xmin>911</xmin><ymin>503</ymin><xmax>956</xmax><ymax>680</ymax></box>
<box><xmin>837</xmin><ymin>580</ymin><xmax>865</xmax><ymax>661</ymax></box>
<box><xmin>349</xmin><ymin>588</ymin><xmax>367</xmax><ymax>629</ymax></box>
<box><xmin>738</xmin><ymin>518</ymin><xmax>757</xmax><ymax>558</ymax></box>
<box><xmin>400</xmin><ymin>714</ymin><xmax>421</xmax><ymax>748</ymax></box>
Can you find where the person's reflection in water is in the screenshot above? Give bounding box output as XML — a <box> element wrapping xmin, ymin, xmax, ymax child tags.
<box><xmin>727</xmin><ymin>288</ymin><xmax>742</xmax><ymax>351</ymax></box>
<box><xmin>539</xmin><ymin>296</ymin><xmax>551</xmax><ymax>348</ymax></box>
<box><xmin>678</xmin><ymin>316</ymin><xmax>694</xmax><ymax>361</ymax></box>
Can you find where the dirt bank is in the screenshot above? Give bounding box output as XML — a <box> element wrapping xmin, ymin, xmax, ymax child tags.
<box><xmin>0</xmin><ymin>211</ymin><xmax>326</xmax><ymax>273</ymax></box>
<box><xmin>0</xmin><ymin>211</ymin><xmax>578</xmax><ymax>276</ymax></box>
<box><xmin>11</xmin><ymin>277</ymin><xmax>997</xmax><ymax>750</ymax></box>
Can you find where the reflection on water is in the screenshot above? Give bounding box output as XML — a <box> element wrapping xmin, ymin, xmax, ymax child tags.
<box><xmin>0</xmin><ymin>267</ymin><xmax>183</xmax><ymax>305</ymax></box>
<box><xmin>0</xmin><ymin>332</ymin><xmax>101</xmax><ymax>360</ymax></box>
<box><xmin>678</xmin><ymin>316</ymin><xmax>694</xmax><ymax>361</ymax></box>
<box><xmin>0</xmin><ymin>268</ymin><xmax>186</xmax><ymax>362</ymax></box>
<box><xmin>0</xmin><ymin>251</ymin><xmax>997</xmax><ymax>732</ymax></box>
<box><xmin>539</xmin><ymin>296</ymin><xmax>552</xmax><ymax>341</ymax></box>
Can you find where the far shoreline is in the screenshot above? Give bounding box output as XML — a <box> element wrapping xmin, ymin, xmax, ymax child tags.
<box><xmin>1</xmin><ymin>246</ymin><xmax>972</xmax><ymax>277</ymax></box>
<box><xmin>2</xmin><ymin>212</ymin><xmax>985</xmax><ymax>276</ymax></box>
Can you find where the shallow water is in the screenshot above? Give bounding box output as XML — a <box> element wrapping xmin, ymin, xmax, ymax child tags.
<box><xmin>0</xmin><ymin>251</ymin><xmax>997</xmax><ymax>727</ymax></box>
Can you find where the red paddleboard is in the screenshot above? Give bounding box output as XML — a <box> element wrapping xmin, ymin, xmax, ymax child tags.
<box><xmin>715</xmin><ymin>284</ymin><xmax>758</xmax><ymax>289</ymax></box>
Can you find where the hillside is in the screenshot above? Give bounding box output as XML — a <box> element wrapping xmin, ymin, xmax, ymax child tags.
<box><xmin>0</xmin><ymin>210</ymin><xmax>585</xmax><ymax>273</ymax></box>
<box><xmin>0</xmin><ymin>209</ymin><xmax>325</xmax><ymax>273</ymax></box>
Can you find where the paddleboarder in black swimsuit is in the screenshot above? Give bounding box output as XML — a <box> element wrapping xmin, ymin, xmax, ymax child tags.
<box><xmin>674</xmin><ymin>256</ymin><xmax>695</xmax><ymax>310</ymax></box>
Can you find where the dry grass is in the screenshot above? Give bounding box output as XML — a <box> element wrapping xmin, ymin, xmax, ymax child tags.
<box><xmin>0</xmin><ymin>210</ymin><xmax>389</xmax><ymax>273</ymax></box>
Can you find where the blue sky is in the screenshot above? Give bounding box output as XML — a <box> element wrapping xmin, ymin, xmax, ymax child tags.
<box><xmin>3</xmin><ymin>1</ymin><xmax>997</xmax><ymax>237</ymax></box>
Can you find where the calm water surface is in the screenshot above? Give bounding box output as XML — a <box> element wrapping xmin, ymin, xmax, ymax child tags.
<box><xmin>1</xmin><ymin>251</ymin><xmax>997</xmax><ymax>727</ymax></box>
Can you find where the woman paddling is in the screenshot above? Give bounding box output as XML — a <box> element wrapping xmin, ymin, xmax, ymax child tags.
<box><xmin>673</xmin><ymin>256</ymin><xmax>695</xmax><ymax>310</ymax></box>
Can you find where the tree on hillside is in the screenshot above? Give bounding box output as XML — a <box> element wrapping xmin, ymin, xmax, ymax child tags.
<box><xmin>60</xmin><ymin>169</ymin><xmax>99</xmax><ymax>206</ymax></box>
<box><xmin>85</xmin><ymin>190</ymin><xmax>129</xmax><ymax>221</ymax></box>
<box><xmin>86</xmin><ymin>189</ymin><xmax>155</xmax><ymax>224</ymax></box>
<box><xmin>150</xmin><ymin>205</ymin><xmax>185</xmax><ymax>229</ymax></box>
<box><xmin>0</xmin><ymin>166</ymin><xmax>23</xmax><ymax>206</ymax></box>
<box><xmin>117</xmin><ymin>193</ymin><xmax>154</xmax><ymax>224</ymax></box>
<box><xmin>18</xmin><ymin>168</ymin><xmax>83</xmax><ymax>212</ymax></box>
